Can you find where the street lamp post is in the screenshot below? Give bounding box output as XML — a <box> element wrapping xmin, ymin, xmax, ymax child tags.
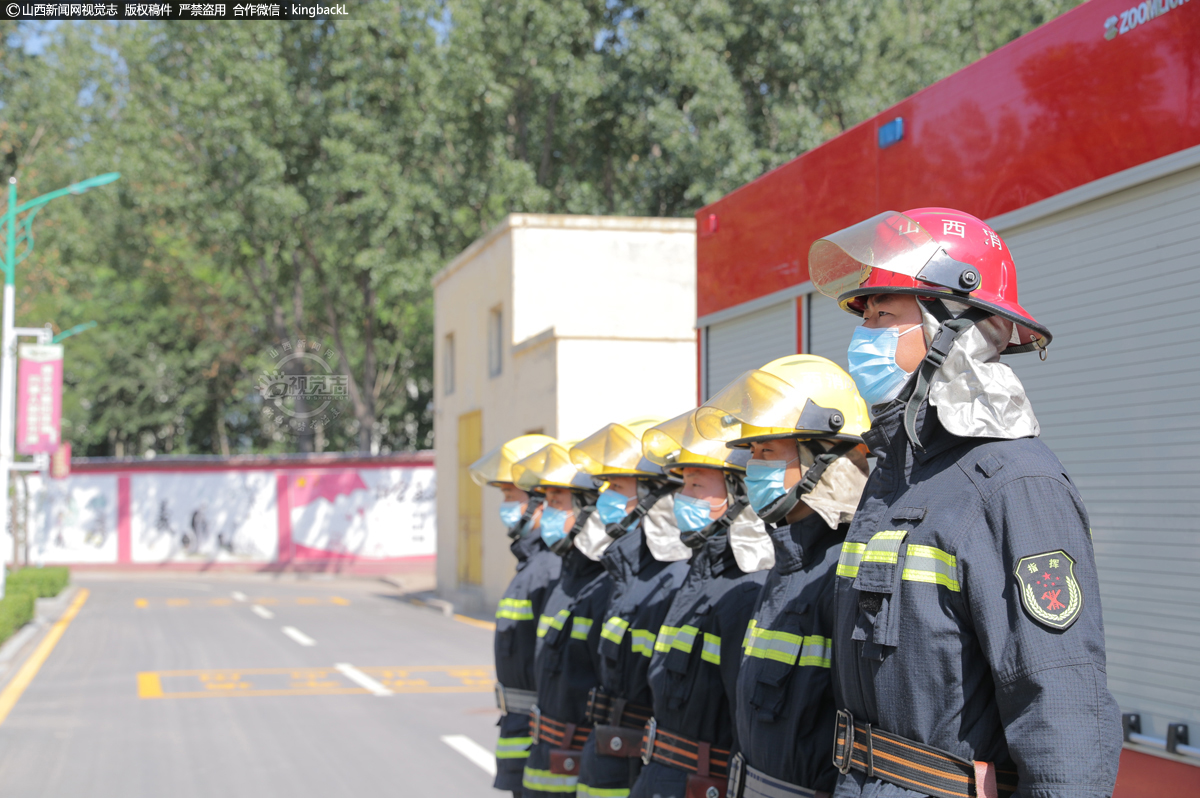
<box><xmin>0</xmin><ymin>173</ymin><xmax>120</xmax><ymax>595</ymax></box>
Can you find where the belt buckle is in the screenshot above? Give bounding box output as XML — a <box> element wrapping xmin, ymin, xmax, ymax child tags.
<box><xmin>727</xmin><ymin>752</ymin><xmax>745</xmax><ymax>798</ymax></box>
<box><xmin>641</xmin><ymin>717</ymin><xmax>657</xmax><ymax>766</ymax></box>
<box><xmin>833</xmin><ymin>709</ymin><xmax>855</xmax><ymax>775</ymax></box>
<box><xmin>495</xmin><ymin>684</ymin><xmax>507</xmax><ymax>714</ymax></box>
<box><xmin>530</xmin><ymin>705</ymin><xmax>542</xmax><ymax>745</ymax></box>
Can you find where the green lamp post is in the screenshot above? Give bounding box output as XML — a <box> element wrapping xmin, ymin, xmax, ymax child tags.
<box><xmin>0</xmin><ymin>173</ymin><xmax>120</xmax><ymax>592</ymax></box>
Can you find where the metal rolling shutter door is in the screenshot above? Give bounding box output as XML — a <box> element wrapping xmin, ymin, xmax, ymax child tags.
<box><xmin>807</xmin><ymin>292</ymin><xmax>861</xmax><ymax>371</ymax></box>
<box><xmin>999</xmin><ymin>164</ymin><xmax>1200</xmax><ymax>741</ymax></box>
<box><xmin>704</xmin><ymin>300</ymin><xmax>794</xmax><ymax>399</ymax></box>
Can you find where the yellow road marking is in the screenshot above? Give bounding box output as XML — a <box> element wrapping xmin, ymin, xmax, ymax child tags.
<box><xmin>135</xmin><ymin>598</ymin><xmax>148</xmax><ymax>609</ymax></box>
<box><xmin>137</xmin><ymin>672</ymin><xmax>164</xmax><ymax>698</ymax></box>
<box><xmin>208</xmin><ymin>598</ymin><xmax>233</xmax><ymax>606</ymax></box>
<box><xmin>454</xmin><ymin>614</ymin><xmax>496</xmax><ymax>631</ymax></box>
<box><xmin>0</xmin><ymin>589</ymin><xmax>90</xmax><ymax>726</ymax></box>
<box><xmin>295</xmin><ymin>597</ymin><xmax>320</xmax><ymax>605</ymax></box>
<box><xmin>138</xmin><ymin>596</ymin><xmax>351</xmax><ymax>608</ymax></box>
<box><xmin>330</xmin><ymin>596</ymin><xmax>350</xmax><ymax>606</ymax></box>
<box><xmin>166</xmin><ymin>598</ymin><xmax>189</xmax><ymax>607</ymax></box>
<box><xmin>137</xmin><ymin>664</ymin><xmax>496</xmax><ymax>700</ymax></box>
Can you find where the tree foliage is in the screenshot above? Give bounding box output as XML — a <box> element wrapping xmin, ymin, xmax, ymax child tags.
<box><xmin>0</xmin><ymin>0</ymin><xmax>1081</xmax><ymax>455</ymax></box>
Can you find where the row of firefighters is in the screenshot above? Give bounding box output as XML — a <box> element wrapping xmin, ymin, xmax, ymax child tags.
<box><xmin>471</xmin><ymin>208</ymin><xmax>1122</xmax><ymax>798</ymax></box>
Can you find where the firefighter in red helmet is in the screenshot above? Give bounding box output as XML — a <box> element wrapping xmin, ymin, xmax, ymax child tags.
<box><xmin>809</xmin><ymin>208</ymin><xmax>1120</xmax><ymax>798</ymax></box>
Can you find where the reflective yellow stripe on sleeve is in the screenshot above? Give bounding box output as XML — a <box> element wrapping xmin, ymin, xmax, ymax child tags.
<box><xmin>742</xmin><ymin>619</ymin><xmax>831</xmax><ymax>668</ymax></box>
<box><xmin>654</xmin><ymin>625</ymin><xmax>679</xmax><ymax>653</ymax></box>
<box><xmin>537</xmin><ymin>608</ymin><xmax>571</xmax><ymax>638</ymax></box>
<box><xmin>601</xmin><ymin>616</ymin><xmax>630</xmax><ymax>645</ymax></box>
<box><xmin>700</xmin><ymin>632</ymin><xmax>721</xmax><ymax>664</ymax></box>
<box><xmin>630</xmin><ymin>628</ymin><xmax>656</xmax><ymax>658</ymax></box>
<box><xmin>497</xmin><ymin>598</ymin><xmax>535</xmax><ymax>621</ymax></box>
<box><xmin>571</xmin><ymin>617</ymin><xmax>594</xmax><ymax>640</ymax></box>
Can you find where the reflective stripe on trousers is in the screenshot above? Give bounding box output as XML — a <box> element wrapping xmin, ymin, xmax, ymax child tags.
<box><xmin>523</xmin><ymin>767</ymin><xmax>578</xmax><ymax>794</ymax></box>
<box><xmin>496</xmin><ymin>735</ymin><xmax>533</xmax><ymax>760</ymax></box>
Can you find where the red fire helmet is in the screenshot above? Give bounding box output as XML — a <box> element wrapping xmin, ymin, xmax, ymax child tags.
<box><xmin>808</xmin><ymin>207</ymin><xmax>1050</xmax><ymax>354</ymax></box>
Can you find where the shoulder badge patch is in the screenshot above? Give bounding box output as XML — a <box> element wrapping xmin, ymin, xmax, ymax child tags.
<box><xmin>1014</xmin><ymin>550</ymin><xmax>1082</xmax><ymax>630</ymax></box>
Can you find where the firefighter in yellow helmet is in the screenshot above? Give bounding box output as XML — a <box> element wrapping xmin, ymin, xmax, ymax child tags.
<box><xmin>470</xmin><ymin>434</ymin><xmax>563</xmax><ymax>797</ymax></box>
<box><xmin>695</xmin><ymin>355</ymin><xmax>870</xmax><ymax>798</ymax></box>
<box><xmin>568</xmin><ymin>417</ymin><xmax>692</xmax><ymax>798</ymax></box>
<box><xmin>510</xmin><ymin>441</ymin><xmax>613</xmax><ymax>798</ymax></box>
<box><xmin>629</xmin><ymin>410</ymin><xmax>772</xmax><ymax>798</ymax></box>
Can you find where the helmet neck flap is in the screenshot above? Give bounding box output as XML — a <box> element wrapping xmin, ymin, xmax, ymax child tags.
<box><xmin>900</xmin><ymin>298</ymin><xmax>993</xmax><ymax>450</ymax></box>
<box><xmin>605</xmin><ymin>478</ymin><xmax>676</xmax><ymax>540</ymax></box>
<box><xmin>753</xmin><ymin>439</ymin><xmax>861</xmax><ymax>526</ymax></box>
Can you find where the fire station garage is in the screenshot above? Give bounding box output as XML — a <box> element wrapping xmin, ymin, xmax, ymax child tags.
<box><xmin>695</xmin><ymin>2</ymin><xmax>1200</xmax><ymax>793</ymax></box>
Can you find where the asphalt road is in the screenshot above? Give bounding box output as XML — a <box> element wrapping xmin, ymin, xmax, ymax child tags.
<box><xmin>0</xmin><ymin>574</ymin><xmax>501</xmax><ymax>798</ymax></box>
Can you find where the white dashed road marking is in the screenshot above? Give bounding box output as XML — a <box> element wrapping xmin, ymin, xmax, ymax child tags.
<box><xmin>334</xmin><ymin>663</ymin><xmax>393</xmax><ymax>696</ymax></box>
<box><xmin>231</xmin><ymin>591</ymin><xmax>247</xmax><ymax>602</ymax></box>
<box><xmin>251</xmin><ymin>605</ymin><xmax>274</xmax><ymax>620</ymax></box>
<box><xmin>281</xmin><ymin>626</ymin><xmax>315</xmax><ymax>647</ymax></box>
<box><xmin>440</xmin><ymin>735</ymin><xmax>496</xmax><ymax>776</ymax></box>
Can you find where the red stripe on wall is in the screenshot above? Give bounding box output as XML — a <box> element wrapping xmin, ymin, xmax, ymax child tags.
<box><xmin>276</xmin><ymin>472</ymin><xmax>292</xmax><ymax>564</ymax></box>
<box><xmin>116</xmin><ymin>476</ymin><xmax>131</xmax><ymax>563</ymax></box>
<box><xmin>795</xmin><ymin>295</ymin><xmax>805</xmax><ymax>354</ymax></box>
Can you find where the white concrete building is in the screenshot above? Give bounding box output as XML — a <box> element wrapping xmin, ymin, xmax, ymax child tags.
<box><xmin>432</xmin><ymin>214</ymin><xmax>697</xmax><ymax>615</ymax></box>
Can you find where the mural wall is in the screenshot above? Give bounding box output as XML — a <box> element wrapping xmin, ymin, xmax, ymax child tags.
<box><xmin>16</xmin><ymin>461</ymin><xmax>436</xmax><ymax>568</ymax></box>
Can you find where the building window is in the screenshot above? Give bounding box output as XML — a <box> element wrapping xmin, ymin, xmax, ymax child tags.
<box><xmin>444</xmin><ymin>333</ymin><xmax>455</xmax><ymax>395</ymax></box>
<box><xmin>487</xmin><ymin>306</ymin><xmax>503</xmax><ymax>378</ymax></box>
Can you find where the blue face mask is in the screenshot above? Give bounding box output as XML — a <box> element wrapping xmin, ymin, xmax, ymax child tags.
<box><xmin>744</xmin><ymin>458</ymin><xmax>795</xmax><ymax>514</ymax></box>
<box><xmin>499</xmin><ymin>501</ymin><xmax>524</xmax><ymax>530</ymax></box>
<box><xmin>847</xmin><ymin>325</ymin><xmax>919</xmax><ymax>407</ymax></box>
<box><xmin>596</xmin><ymin>489</ymin><xmax>632</xmax><ymax>525</ymax></box>
<box><xmin>539</xmin><ymin>506</ymin><xmax>571</xmax><ymax>548</ymax></box>
<box><xmin>673</xmin><ymin>493</ymin><xmax>721</xmax><ymax>532</ymax></box>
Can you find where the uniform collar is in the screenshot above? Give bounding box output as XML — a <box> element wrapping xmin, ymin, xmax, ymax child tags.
<box><xmin>600</xmin><ymin>530</ymin><xmax>653</xmax><ymax>581</ymax></box>
<box><xmin>768</xmin><ymin>514</ymin><xmax>831</xmax><ymax>575</ymax></box>
<box><xmin>864</xmin><ymin>399</ymin><xmax>970</xmax><ymax>465</ymax></box>
<box><xmin>510</xmin><ymin>533</ymin><xmax>544</xmax><ymax>567</ymax></box>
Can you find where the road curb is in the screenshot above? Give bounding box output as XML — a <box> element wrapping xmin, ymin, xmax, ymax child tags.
<box><xmin>0</xmin><ymin>585</ymin><xmax>82</xmax><ymax>686</ymax></box>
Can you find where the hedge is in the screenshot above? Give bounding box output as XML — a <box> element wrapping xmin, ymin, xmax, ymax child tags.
<box><xmin>7</xmin><ymin>566</ymin><xmax>70</xmax><ymax>598</ymax></box>
<box><xmin>0</xmin><ymin>588</ymin><xmax>35</xmax><ymax>645</ymax></box>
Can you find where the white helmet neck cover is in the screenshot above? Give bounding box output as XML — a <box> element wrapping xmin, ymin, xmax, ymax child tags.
<box><xmin>919</xmin><ymin>303</ymin><xmax>1040</xmax><ymax>440</ymax></box>
<box><xmin>641</xmin><ymin>493</ymin><xmax>691</xmax><ymax>563</ymax></box>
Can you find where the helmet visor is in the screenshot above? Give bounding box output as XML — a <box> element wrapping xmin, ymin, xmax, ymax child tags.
<box><xmin>643</xmin><ymin>412</ymin><xmax>694</xmax><ymax>469</ymax></box>
<box><xmin>695</xmin><ymin>368</ymin><xmax>795</xmax><ymax>443</ymax></box>
<box><xmin>809</xmin><ymin>211</ymin><xmax>938</xmax><ymax>299</ymax></box>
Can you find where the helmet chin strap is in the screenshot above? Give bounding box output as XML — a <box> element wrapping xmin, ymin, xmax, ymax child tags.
<box><xmin>509</xmin><ymin>494</ymin><xmax>544</xmax><ymax>541</ymax></box>
<box><xmin>549</xmin><ymin>492</ymin><xmax>598</xmax><ymax>556</ymax></box>
<box><xmin>606</xmin><ymin>479</ymin><xmax>674</xmax><ymax>539</ymax></box>
<box><xmin>680</xmin><ymin>472</ymin><xmax>747</xmax><ymax>550</ymax></box>
<box><xmin>755</xmin><ymin>440</ymin><xmax>860</xmax><ymax>526</ymax></box>
<box><xmin>903</xmin><ymin>299</ymin><xmax>992</xmax><ymax>450</ymax></box>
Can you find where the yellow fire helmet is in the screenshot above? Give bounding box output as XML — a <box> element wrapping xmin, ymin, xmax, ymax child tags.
<box><xmin>570</xmin><ymin>416</ymin><xmax>668</xmax><ymax>479</ymax></box>
<box><xmin>511</xmin><ymin>442</ymin><xmax>603</xmax><ymax>494</ymax></box>
<box><xmin>643</xmin><ymin>409</ymin><xmax>753</xmax><ymax>475</ymax></box>
<box><xmin>694</xmin><ymin>354</ymin><xmax>870</xmax><ymax>449</ymax></box>
<box><xmin>469</xmin><ymin>434</ymin><xmax>559</xmax><ymax>487</ymax></box>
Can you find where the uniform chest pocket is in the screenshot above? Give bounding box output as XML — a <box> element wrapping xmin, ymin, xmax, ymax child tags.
<box><xmin>597</xmin><ymin>615</ymin><xmax>628</xmax><ymax>662</ymax></box>
<box><xmin>496</xmin><ymin>627</ymin><xmax>515</xmax><ymax>658</ymax></box>
<box><xmin>745</xmin><ymin>606</ymin><xmax>810</xmax><ymax>721</ymax></box>
<box><xmin>538</xmin><ymin>608</ymin><xmax>573</xmax><ymax>649</ymax></box>
<box><xmin>851</xmin><ymin>530</ymin><xmax>908</xmax><ymax>659</ymax></box>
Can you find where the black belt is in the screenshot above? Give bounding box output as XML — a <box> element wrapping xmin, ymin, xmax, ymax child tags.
<box><xmin>833</xmin><ymin>710</ymin><xmax>1016</xmax><ymax>798</ymax></box>
<box><xmin>530</xmin><ymin>706</ymin><xmax>592</xmax><ymax>751</ymax></box>
<box><xmin>585</xmin><ymin>687</ymin><xmax>653</xmax><ymax>729</ymax></box>
<box><xmin>641</xmin><ymin>717</ymin><xmax>730</xmax><ymax>778</ymax></box>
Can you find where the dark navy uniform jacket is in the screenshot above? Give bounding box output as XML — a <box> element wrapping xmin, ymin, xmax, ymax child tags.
<box><xmin>831</xmin><ymin>401</ymin><xmax>1121</xmax><ymax>798</ymax></box>
<box><xmin>494</xmin><ymin>534</ymin><xmax>562</xmax><ymax>791</ymax></box>
<box><xmin>523</xmin><ymin>545</ymin><xmax>614</xmax><ymax>797</ymax></box>
<box><xmin>631</xmin><ymin>532</ymin><xmax>768</xmax><ymax>798</ymax></box>
<box><xmin>735</xmin><ymin>514</ymin><xmax>846</xmax><ymax>794</ymax></box>
<box><xmin>577</xmin><ymin>528</ymin><xmax>690</xmax><ymax>795</ymax></box>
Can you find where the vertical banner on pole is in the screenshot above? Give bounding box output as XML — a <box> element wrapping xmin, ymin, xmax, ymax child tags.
<box><xmin>16</xmin><ymin>343</ymin><xmax>63</xmax><ymax>455</ymax></box>
<box><xmin>50</xmin><ymin>442</ymin><xmax>71</xmax><ymax>479</ymax></box>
